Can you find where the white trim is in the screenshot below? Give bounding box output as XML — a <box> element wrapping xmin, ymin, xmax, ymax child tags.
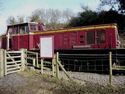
<box><xmin>7</xmin><ymin>22</ymin><xmax>38</xmax><ymax>26</ymax></box>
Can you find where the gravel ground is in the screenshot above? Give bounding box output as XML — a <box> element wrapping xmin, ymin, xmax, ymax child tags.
<box><xmin>43</xmin><ymin>70</ymin><xmax>125</xmax><ymax>85</ymax></box>
<box><xmin>0</xmin><ymin>73</ymin><xmax>27</xmax><ymax>88</ymax></box>
<box><xmin>0</xmin><ymin>69</ymin><xmax>124</xmax><ymax>89</ymax></box>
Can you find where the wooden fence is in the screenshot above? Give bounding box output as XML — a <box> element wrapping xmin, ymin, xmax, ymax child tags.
<box><xmin>0</xmin><ymin>48</ymin><xmax>72</xmax><ymax>81</ymax></box>
<box><xmin>1</xmin><ymin>49</ymin><xmax>125</xmax><ymax>85</ymax></box>
<box><xmin>0</xmin><ymin>49</ymin><xmax>26</xmax><ymax>77</ymax></box>
<box><xmin>26</xmin><ymin>51</ymin><xmax>39</xmax><ymax>67</ymax></box>
<box><xmin>109</xmin><ymin>52</ymin><xmax>125</xmax><ymax>85</ymax></box>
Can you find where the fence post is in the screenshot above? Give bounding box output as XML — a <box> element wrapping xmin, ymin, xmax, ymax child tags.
<box><xmin>41</xmin><ymin>58</ymin><xmax>43</xmax><ymax>74</ymax></box>
<box><xmin>56</xmin><ymin>52</ymin><xmax>59</xmax><ymax>79</ymax></box>
<box><xmin>0</xmin><ymin>49</ymin><xmax>4</xmax><ymax>78</ymax></box>
<box><xmin>24</xmin><ymin>49</ymin><xmax>27</xmax><ymax>66</ymax></box>
<box><xmin>56</xmin><ymin>52</ymin><xmax>73</xmax><ymax>81</ymax></box>
<box><xmin>33</xmin><ymin>59</ymin><xmax>35</xmax><ymax>66</ymax></box>
<box><xmin>109</xmin><ymin>51</ymin><xmax>113</xmax><ymax>85</ymax></box>
<box><xmin>4</xmin><ymin>50</ymin><xmax>7</xmax><ymax>76</ymax></box>
<box><xmin>52</xmin><ymin>54</ymin><xmax>56</xmax><ymax>77</ymax></box>
<box><xmin>36</xmin><ymin>53</ymin><xmax>39</xmax><ymax>68</ymax></box>
<box><xmin>20</xmin><ymin>49</ymin><xmax>26</xmax><ymax>71</ymax></box>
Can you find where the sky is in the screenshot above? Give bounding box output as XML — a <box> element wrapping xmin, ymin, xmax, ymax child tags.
<box><xmin>0</xmin><ymin>0</ymin><xmax>110</xmax><ymax>35</ymax></box>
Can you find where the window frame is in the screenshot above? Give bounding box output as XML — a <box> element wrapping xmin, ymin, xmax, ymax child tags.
<box><xmin>19</xmin><ymin>26</ymin><xmax>26</xmax><ymax>34</ymax></box>
<box><xmin>86</xmin><ymin>31</ymin><xmax>95</xmax><ymax>45</ymax></box>
<box><xmin>30</xmin><ymin>24</ymin><xmax>37</xmax><ymax>31</ymax></box>
<box><xmin>96</xmin><ymin>30</ymin><xmax>106</xmax><ymax>44</ymax></box>
<box><xmin>19</xmin><ymin>24</ymin><xmax>29</xmax><ymax>34</ymax></box>
<box><xmin>13</xmin><ymin>26</ymin><xmax>18</xmax><ymax>34</ymax></box>
<box><xmin>86</xmin><ymin>30</ymin><xmax>106</xmax><ymax>45</ymax></box>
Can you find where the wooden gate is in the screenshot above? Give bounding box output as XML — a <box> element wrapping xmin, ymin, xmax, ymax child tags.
<box><xmin>4</xmin><ymin>49</ymin><xmax>26</xmax><ymax>75</ymax></box>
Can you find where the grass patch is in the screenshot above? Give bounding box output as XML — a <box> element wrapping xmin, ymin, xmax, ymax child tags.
<box><xmin>17</xmin><ymin>67</ymin><xmax>39</xmax><ymax>77</ymax></box>
<box><xmin>51</xmin><ymin>79</ymin><xmax>57</xmax><ymax>83</ymax></box>
<box><xmin>1</xmin><ymin>69</ymin><xmax>125</xmax><ymax>94</ymax></box>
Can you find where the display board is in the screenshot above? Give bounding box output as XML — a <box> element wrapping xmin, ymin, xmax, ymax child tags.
<box><xmin>40</xmin><ymin>35</ymin><xmax>54</xmax><ymax>58</ymax></box>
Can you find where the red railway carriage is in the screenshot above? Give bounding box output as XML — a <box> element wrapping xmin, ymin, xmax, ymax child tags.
<box><xmin>1</xmin><ymin>22</ymin><xmax>120</xmax><ymax>50</ymax></box>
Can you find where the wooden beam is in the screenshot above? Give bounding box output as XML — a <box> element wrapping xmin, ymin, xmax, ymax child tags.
<box><xmin>4</xmin><ymin>50</ymin><xmax>7</xmax><ymax>76</ymax></box>
<box><xmin>6</xmin><ymin>60</ymin><xmax>21</xmax><ymax>64</ymax></box>
<box><xmin>33</xmin><ymin>59</ymin><xmax>35</xmax><ymax>66</ymax></box>
<box><xmin>112</xmin><ymin>68</ymin><xmax>125</xmax><ymax>71</ymax></box>
<box><xmin>27</xmin><ymin>51</ymin><xmax>38</xmax><ymax>55</ymax></box>
<box><xmin>20</xmin><ymin>49</ymin><xmax>25</xmax><ymax>71</ymax></box>
<box><xmin>52</xmin><ymin>56</ymin><xmax>56</xmax><ymax>77</ymax></box>
<box><xmin>56</xmin><ymin>53</ymin><xmax>59</xmax><ymax>79</ymax></box>
<box><xmin>7</xmin><ymin>53</ymin><xmax>20</xmax><ymax>68</ymax></box>
<box><xmin>43</xmin><ymin>61</ymin><xmax>52</xmax><ymax>64</ymax></box>
<box><xmin>6</xmin><ymin>51</ymin><xmax>22</xmax><ymax>53</ymax></box>
<box><xmin>36</xmin><ymin>53</ymin><xmax>39</xmax><ymax>68</ymax></box>
<box><xmin>7</xmin><ymin>70</ymin><xmax>21</xmax><ymax>75</ymax></box>
<box><xmin>7</xmin><ymin>64</ymin><xmax>21</xmax><ymax>68</ymax></box>
<box><xmin>43</xmin><ymin>67</ymin><xmax>51</xmax><ymax>71</ymax></box>
<box><xmin>7</xmin><ymin>67</ymin><xmax>20</xmax><ymax>71</ymax></box>
<box><xmin>0</xmin><ymin>49</ymin><xmax>4</xmax><ymax>77</ymax></box>
<box><xmin>56</xmin><ymin>52</ymin><xmax>73</xmax><ymax>81</ymax></box>
<box><xmin>26</xmin><ymin>57</ymin><xmax>35</xmax><ymax>60</ymax></box>
<box><xmin>6</xmin><ymin>56</ymin><xmax>21</xmax><ymax>59</ymax></box>
<box><xmin>41</xmin><ymin>59</ymin><xmax>44</xmax><ymax>74</ymax></box>
<box><xmin>109</xmin><ymin>51</ymin><xmax>113</xmax><ymax>86</ymax></box>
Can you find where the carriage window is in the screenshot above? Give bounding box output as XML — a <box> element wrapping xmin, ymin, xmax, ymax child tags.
<box><xmin>8</xmin><ymin>27</ymin><xmax>12</xmax><ymax>38</ymax></box>
<box><xmin>39</xmin><ymin>26</ymin><xmax>41</xmax><ymax>31</ymax></box>
<box><xmin>20</xmin><ymin>26</ymin><xmax>25</xmax><ymax>34</ymax></box>
<box><xmin>87</xmin><ymin>31</ymin><xmax>95</xmax><ymax>44</ymax></box>
<box><xmin>30</xmin><ymin>25</ymin><xmax>37</xmax><ymax>30</ymax></box>
<box><xmin>14</xmin><ymin>27</ymin><xmax>18</xmax><ymax>34</ymax></box>
<box><xmin>8</xmin><ymin>27</ymin><xmax>12</xmax><ymax>34</ymax></box>
<box><xmin>97</xmin><ymin>31</ymin><xmax>105</xmax><ymax>44</ymax></box>
<box><xmin>26</xmin><ymin>26</ymin><xmax>29</xmax><ymax>33</ymax></box>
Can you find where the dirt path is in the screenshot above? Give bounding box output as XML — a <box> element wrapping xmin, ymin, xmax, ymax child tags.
<box><xmin>0</xmin><ymin>73</ymin><xmax>27</xmax><ymax>88</ymax></box>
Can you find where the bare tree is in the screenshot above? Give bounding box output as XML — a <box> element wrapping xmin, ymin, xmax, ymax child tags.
<box><xmin>26</xmin><ymin>8</ymin><xmax>75</xmax><ymax>30</ymax></box>
<box><xmin>17</xmin><ymin>15</ymin><xmax>25</xmax><ymax>24</ymax></box>
<box><xmin>26</xmin><ymin>9</ymin><xmax>46</xmax><ymax>23</ymax></box>
<box><xmin>32</xmin><ymin>9</ymin><xmax>47</xmax><ymax>23</ymax></box>
<box><xmin>62</xmin><ymin>8</ymin><xmax>74</xmax><ymax>23</ymax></box>
<box><xmin>45</xmin><ymin>8</ymin><xmax>61</xmax><ymax>29</ymax></box>
<box><xmin>6</xmin><ymin>16</ymin><xmax>17</xmax><ymax>25</ymax></box>
<box><xmin>80</xmin><ymin>4</ymin><xmax>91</xmax><ymax>11</ymax></box>
<box><xmin>27</xmin><ymin>8</ymin><xmax>62</xmax><ymax>29</ymax></box>
<box><xmin>99</xmin><ymin>0</ymin><xmax>119</xmax><ymax>11</ymax></box>
<box><xmin>27</xmin><ymin>14</ymin><xmax>40</xmax><ymax>23</ymax></box>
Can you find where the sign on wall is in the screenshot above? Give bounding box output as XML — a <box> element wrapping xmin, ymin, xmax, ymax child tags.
<box><xmin>40</xmin><ymin>35</ymin><xmax>54</xmax><ymax>58</ymax></box>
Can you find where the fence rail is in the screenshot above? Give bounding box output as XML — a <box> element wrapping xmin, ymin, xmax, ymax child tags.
<box><xmin>0</xmin><ymin>49</ymin><xmax>125</xmax><ymax>86</ymax></box>
<box><xmin>26</xmin><ymin>51</ymin><xmax>39</xmax><ymax>67</ymax></box>
<box><xmin>0</xmin><ymin>49</ymin><xmax>26</xmax><ymax>76</ymax></box>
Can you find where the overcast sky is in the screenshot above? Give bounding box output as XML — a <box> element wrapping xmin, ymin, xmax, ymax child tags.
<box><xmin>0</xmin><ymin>0</ymin><xmax>110</xmax><ymax>35</ymax></box>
